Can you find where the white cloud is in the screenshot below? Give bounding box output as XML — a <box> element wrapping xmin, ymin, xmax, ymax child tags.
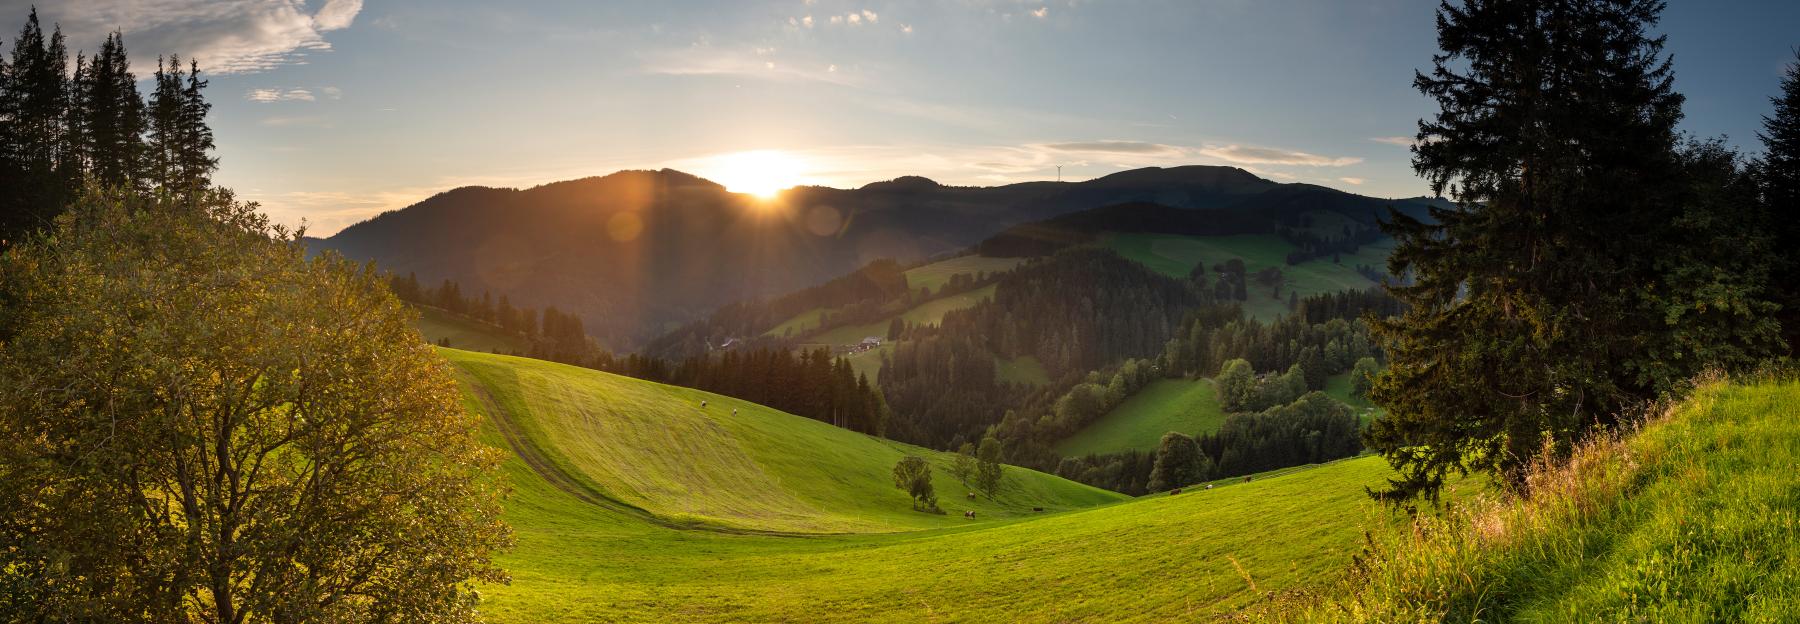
<box><xmin>1031</xmin><ymin>6</ymin><xmax>1049</xmax><ymax>18</ymax></box>
<box><xmin>1197</xmin><ymin>144</ymin><xmax>1362</xmax><ymax>167</ymax></box>
<box><xmin>246</xmin><ymin>88</ymin><xmax>314</xmax><ymax>102</ymax></box>
<box><xmin>861</xmin><ymin>10</ymin><xmax>878</xmax><ymax>23</ymax></box>
<box><xmin>901</xmin><ymin>23</ymin><xmax>913</xmax><ymax>34</ymax></box>
<box><xmin>802</xmin><ymin>15</ymin><xmax>814</xmax><ymax>27</ymax></box>
<box><xmin>321</xmin><ymin>86</ymin><xmax>342</xmax><ymax>99</ymax></box>
<box><xmin>830</xmin><ymin>15</ymin><xmax>843</xmax><ymax>24</ymax></box>
<box><xmin>847</xmin><ymin>13</ymin><xmax>861</xmax><ymax>24</ymax></box>
<box><xmin>311</xmin><ymin>0</ymin><xmax>361</xmax><ymax>31</ymax></box>
<box><xmin>1339</xmin><ymin>177</ymin><xmax>1365</xmax><ymax>185</ymax></box>
<box><xmin>24</xmin><ymin>0</ymin><xmax>364</xmax><ymax>75</ymax></box>
<box><xmin>1369</xmin><ymin>136</ymin><xmax>1416</xmax><ymax>147</ymax></box>
<box><xmin>1040</xmin><ymin>140</ymin><xmax>1184</xmax><ymax>156</ymax></box>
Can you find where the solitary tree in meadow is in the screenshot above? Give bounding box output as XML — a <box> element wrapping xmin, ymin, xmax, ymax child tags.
<box><xmin>975</xmin><ymin>435</ymin><xmax>1006</xmax><ymax>499</ymax></box>
<box><xmin>892</xmin><ymin>455</ymin><xmax>940</xmax><ymax>512</ymax></box>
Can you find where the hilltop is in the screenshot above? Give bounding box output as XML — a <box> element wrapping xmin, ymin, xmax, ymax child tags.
<box><xmin>309</xmin><ymin>166</ymin><xmax>1446</xmax><ymax>348</ymax></box>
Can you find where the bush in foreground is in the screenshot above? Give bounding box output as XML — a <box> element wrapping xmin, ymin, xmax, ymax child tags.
<box><xmin>0</xmin><ymin>188</ymin><xmax>512</xmax><ymax>622</ymax></box>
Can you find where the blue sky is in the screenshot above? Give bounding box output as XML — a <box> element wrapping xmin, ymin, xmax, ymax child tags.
<box><xmin>9</xmin><ymin>0</ymin><xmax>1799</xmax><ymax>234</ymax></box>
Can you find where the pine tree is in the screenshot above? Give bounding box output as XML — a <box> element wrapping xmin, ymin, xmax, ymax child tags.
<box><xmin>1367</xmin><ymin>0</ymin><xmax>1778</xmax><ymax>502</ymax></box>
<box><xmin>1</xmin><ymin>9</ymin><xmax>74</xmax><ymax>242</ymax></box>
<box><xmin>175</xmin><ymin>58</ymin><xmax>217</xmax><ymax>193</ymax></box>
<box><xmin>146</xmin><ymin>55</ymin><xmax>184</xmax><ymax>192</ymax></box>
<box><xmin>76</xmin><ymin>31</ymin><xmax>146</xmax><ymax>190</ymax></box>
<box><xmin>1761</xmin><ymin>50</ymin><xmax>1800</xmax><ymax>352</ymax></box>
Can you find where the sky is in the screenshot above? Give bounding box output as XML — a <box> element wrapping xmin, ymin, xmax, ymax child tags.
<box><xmin>6</xmin><ymin>0</ymin><xmax>1799</xmax><ymax>236</ymax></box>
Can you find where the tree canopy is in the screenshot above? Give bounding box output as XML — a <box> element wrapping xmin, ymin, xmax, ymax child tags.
<box><xmin>0</xmin><ymin>188</ymin><xmax>512</xmax><ymax>622</ymax></box>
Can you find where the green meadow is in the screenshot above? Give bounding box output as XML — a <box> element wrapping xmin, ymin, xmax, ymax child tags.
<box><xmin>442</xmin><ymin>348</ymin><xmax>1414</xmax><ymax>622</ymax></box>
<box><xmin>412</xmin><ymin>304</ymin><xmax>529</xmax><ymax>353</ymax></box>
<box><xmin>1102</xmin><ymin>233</ymin><xmax>1385</xmax><ymax>320</ymax></box>
<box><xmin>1055</xmin><ymin>378</ymin><xmax>1228</xmax><ymax>457</ymax></box>
<box><xmin>904</xmin><ymin>255</ymin><xmax>1026</xmax><ymax>293</ymax></box>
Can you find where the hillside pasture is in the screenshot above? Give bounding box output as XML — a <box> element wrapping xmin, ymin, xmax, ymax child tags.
<box><xmin>905</xmin><ymin>255</ymin><xmax>1026</xmax><ymax>293</ymax></box>
<box><xmin>1102</xmin><ymin>233</ymin><xmax>1387</xmax><ymax>320</ymax></box>
<box><xmin>1055</xmin><ymin>378</ymin><xmax>1228</xmax><ymax>457</ymax></box>
<box><xmin>412</xmin><ymin>304</ymin><xmax>529</xmax><ymax>353</ymax></box>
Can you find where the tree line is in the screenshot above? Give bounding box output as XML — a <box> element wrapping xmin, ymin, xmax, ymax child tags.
<box><xmin>1</xmin><ymin>9</ymin><xmax>216</xmax><ymax>246</ymax></box>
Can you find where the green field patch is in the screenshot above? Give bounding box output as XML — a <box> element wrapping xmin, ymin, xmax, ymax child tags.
<box><xmin>996</xmin><ymin>354</ymin><xmax>1051</xmax><ymax>387</ymax></box>
<box><xmin>1103</xmin><ymin>232</ymin><xmax>1387</xmax><ymax>320</ymax></box>
<box><xmin>844</xmin><ymin>343</ymin><xmax>892</xmax><ymax>382</ymax></box>
<box><xmin>1055</xmin><ymin>378</ymin><xmax>1228</xmax><ymax>457</ymax></box>
<box><xmin>905</xmin><ymin>255</ymin><xmax>1025</xmax><ymax>293</ymax></box>
<box><xmin>763</xmin><ymin>306</ymin><xmax>834</xmax><ymax>338</ymax></box>
<box><xmin>1321</xmin><ymin>371</ymin><xmax>1382</xmax><ymax>426</ymax></box>
<box><xmin>412</xmin><ymin>305</ymin><xmax>528</xmax><ymax>353</ymax></box>
<box><xmin>803</xmin><ymin>284</ymin><xmax>998</xmax><ymax>347</ymax></box>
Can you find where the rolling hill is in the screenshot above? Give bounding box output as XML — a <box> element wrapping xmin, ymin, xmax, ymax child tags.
<box><xmin>442</xmin><ymin>347</ymin><xmax>1413</xmax><ymax>621</ymax></box>
<box><xmin>311</xmin><ymin>166</ymin><xmax>1447</xmax><ymax>348</ymax></box>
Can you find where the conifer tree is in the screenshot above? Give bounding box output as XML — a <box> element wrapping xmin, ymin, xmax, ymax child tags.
<box><xmin>76</xmin><ymin>31</ymin><xmax>145</xmax><ymax>190</ymax></box>
<box><xmin>1367</xmin><ymin>0</ymin><xmax>1778</xmax><ymax>502</ymax></box>
<box><xmin>1761</xmin><ymin>50</ymin><xmax>1800</xmax><ymax>352</ymax></box>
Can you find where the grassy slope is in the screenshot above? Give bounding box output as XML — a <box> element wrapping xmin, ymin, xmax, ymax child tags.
<box><xmin>1103</xmin><ymin>233</ymin><xmax>1383</xmax><ymax>320</ymax></box>
<box><xmin>443</xmin><ymin>347</ymin><xmax>1420</xmax><ymax>622</ymax></box>
<box><xmin>412</xmin><ymin>305</ymin><xmax>527</xmax><ymax>353</ymax></box>
<box><xmin>802</xmin><ymin>284</ymin><xmax>999</xmax><ymax>348</ymax></box>
<box><xmin>447</xmin><ymin>348</ymin><xmax>1120</xmax><ymax>535</ymax></box>
<box><xmin>1055</xmin><ymin>378</ymin><xmax>1228</xmax><ymax>457</ymax></box>
<box><xmin>1282</xmin><ymin>378</ymin><xmax>1800</xmax><ymax>622</ymax></box>
<box><xmin>763</xmin><ymin>306</ymin><xmax>833</xmax><ymax>338</ymax></box>
<box><xmin>1321</xmin><ymin>372</ymin><xmax>1381</xmax><ymax>427</ymax></box>
<box><xmin>905</xmin><ymin>256</ymin><xmax>1025</xmax><ymax>293</ymax></box>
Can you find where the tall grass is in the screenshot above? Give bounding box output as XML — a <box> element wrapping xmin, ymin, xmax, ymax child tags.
<box><xmin>1248</xmin><ymin>374</ymin><xmax>1800</xmax><ymax>622</ymax></box>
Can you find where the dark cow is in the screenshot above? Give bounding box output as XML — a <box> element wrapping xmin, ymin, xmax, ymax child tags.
<box><xmin>963</xmin><ymin>510</ymin><xmax>977</xmax><ymax>519</ymax></box>
<box><xmin>1170</xmin><ymin>488</ymin><xmax>1182</xmax><ymax>495</ymax></box>
<box><xmin>1032</xmin><ymin>507</ymin><xmax>1044</xmax><ymax>513</ymax></box>
<box><xmin>1243</xmin><ymin>476</ymin><xmax>1253</xmax><ymax>483</ymax></box>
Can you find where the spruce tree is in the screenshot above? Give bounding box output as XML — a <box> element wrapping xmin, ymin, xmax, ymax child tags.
<box><xmin>1367</xmin><ymin>0</ymin><xmax>1778</xmax><ymax>502</ymax></box>
<box><xmin>1761</xmin><ymin>50</ymin><xmax>1800</xmax><ymax>352</ymax></box>
<box><xmin>1</xmin><ymin>9</ymin><xmax>73</xmax><ymax>242</ymax></box>
<box><xmin>77</xmin><ymin>31</ymin><xmax>146</xmax><ymax>190</ymax></box>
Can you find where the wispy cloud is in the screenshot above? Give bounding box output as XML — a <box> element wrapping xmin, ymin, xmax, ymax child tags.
<box><xmin>1198</xmin><ymin>144</ymin><xmax>1362</xmax><ymax>167</ymax></box>
<box><xmin>246</xmin><ymin>88</ymin><xmax>315</xmax><ymax>102</ymax></box>
<box><xmin>1369</xmin><ymin>136</ymin><xmax>1416</xmax><ymax>147</ymax></box>
<box><xmin>1339</xmin><ymin>176</ymin><xmax>1365</xmax><ymax>185</ymax></box>
<box><xmin>28</xmin><ymin>0</ymin><xmax>363</xmax><ymax>74</ymax></box>
<box><xmin>641</xmin><ymin>46</ymin><xmax>861</xmax><ymax>86</ymax></box>
<box><xmin>1040</xmin><ymin>140</ymin><xmax>1184</xmax><ymax>156</ymax></box>
<box><xmin>1031</xmin><ymin>6</ymin><xmax>1049</xmax><ymax>19</ymax></box>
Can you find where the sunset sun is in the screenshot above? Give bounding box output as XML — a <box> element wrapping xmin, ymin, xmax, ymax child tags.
<box><xmin>702</xmin><ymin>150</ymin><xmax>807</xmax><ymax>198</ymax></box>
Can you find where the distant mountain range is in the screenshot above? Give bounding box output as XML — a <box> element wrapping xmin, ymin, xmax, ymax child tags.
<box><xmin>306</xmin><ymin>165</ymin><xmax>1445</xmax><ymax>348</ymax></box>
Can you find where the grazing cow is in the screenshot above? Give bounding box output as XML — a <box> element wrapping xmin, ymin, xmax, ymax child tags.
<box><xmin>1170</xmin><ymin>488</ymin><xmax>1182</xmax><ymax>495</ymax></box>
<box><xmin>1032</xmin><ymin>507</ymin><xmax>1044</xmax><ymax>513</ymax></box>
<box><xmin>700</xmin><ymin>400</ymin><xmax>707</xmax><ymax>408</ymax></box>
<box><xmin>732</xmin><ymin>408</ymin><xmax>738</xmax><ymax>416</ymax></box>
<box><xmin>964</xmin><ymin>511</ymin><xmax>976</xmax><ymax>519</ymax></box>
<box><xmin>1243</xmin><ymin>476</ymin><xmax>1252</xmax><ymax>483</ymax></box>
<box><xmin>966</xmin><ymin>491</ymin><xmax>976</xmax><ymax>500</ymax></box>
<box><xmin>1205</xmin><ymin>484</ymin><xmax>1213</xmax><ymax>490</ymax></box>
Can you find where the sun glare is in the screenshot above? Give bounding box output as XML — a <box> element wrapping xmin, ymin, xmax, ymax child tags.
<box><xmin>703</xmin><ymin>150</ymin><xmax>807</xmax><ymax>199</ymax></box>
